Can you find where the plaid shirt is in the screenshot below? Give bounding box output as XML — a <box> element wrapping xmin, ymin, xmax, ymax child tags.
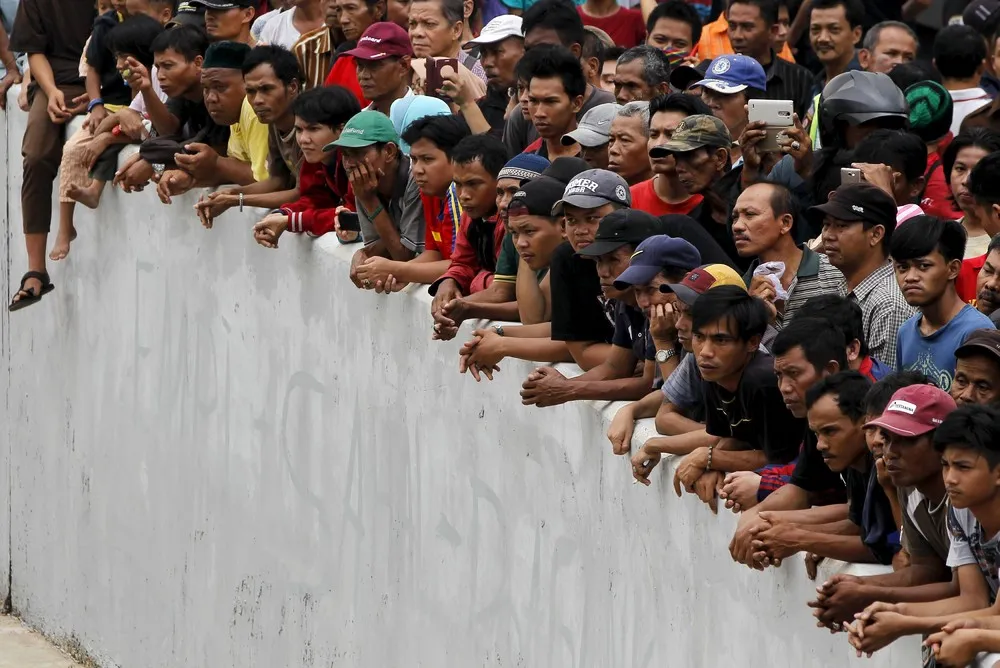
<box><xmin>849</xmin><ymin>261</ymin><xmax>916</xmax><ymax>372</ymax></box>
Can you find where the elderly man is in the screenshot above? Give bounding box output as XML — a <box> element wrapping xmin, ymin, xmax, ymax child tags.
<box><xmin>608</xmin><ymin>101</ymin><xmax>652</xmax><ymax>186</ymax></box>
<box><xmin>612</xmin><ymin>45</ymin><xmax>671</xmax><ymax>105</ymax></box>
<box><xmin>858</xmin><ymin>20</ymin><xmax>917</xmax><ymax>74</ymax></box>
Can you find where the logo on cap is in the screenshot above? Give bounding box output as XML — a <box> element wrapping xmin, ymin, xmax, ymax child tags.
<box><xmin>712</xmin><ymin>59</ymin><xmax>731</xmax><ymax>74</ymax></box>
<box><xmin>615</xmin><ymin>185</ymin><xmax>628</xmax><ymax>201</ymax></box>
<box><xmin>852</xmin><ymin>205</ymin><xmax>864</xmax><ymax>213</ymax></box>
<box><xmin>344</xmin><ymin>127</ymin><xmax>364</xmax><ymax>135</ymax></box>
<box><xmin>566</xmin><ymin>178</ymin><xmax>600</xmax><ymax>194</ymax></box>
<box><xmin>887</xmin><ymin>399</ymin><xmax>917</xmax><ymax>415</ymax></box>
<box><xmin>361</xmin><ymin>36</ymin><xmax>383</xmax><ymax>44</ymax></box>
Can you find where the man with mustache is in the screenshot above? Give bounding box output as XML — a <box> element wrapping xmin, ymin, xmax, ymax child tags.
<box><xmin>811</xmin><ymin>183</ymin><xmax>915</xmax><ymax>370</ymax></box>
<box><xmin>732</xmin><ymin>181</ymin><xmax>846</xmax><ymax>330</ymax></box>
<box><xmin>808</xmin><ymin>0</ymin><xmax>863</xmax><ymax>93</ymax></box>
<box><xmin>974</xmin><ymin>237</ymin><xmax>1000</xmax><ymax>325</ymax></box>
<box><xmin>951</xmin><ymin>329</ymin><xmax>1000</xmax><ymax>408</ymax></box>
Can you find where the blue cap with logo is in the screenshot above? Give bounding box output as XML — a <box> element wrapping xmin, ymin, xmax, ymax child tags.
<box><xmin>613</xmin><ymin>235</ymin><xmax>703</xmax><ymax>289</ymax></box>
<box><xmin>695</xmin><ymin>55</ymin><xmax>767</xmax><ymax>94</ymax></box>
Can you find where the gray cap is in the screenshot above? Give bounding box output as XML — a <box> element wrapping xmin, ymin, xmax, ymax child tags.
<box><xmin>551</xmin><ymin>168</ymin><xmax>632</xmax><ymax>215</ymax></box>
<box><xmin>561</xmin><ymin>103</ymin><xmax>620</xmax><ymax>148</ymax></box>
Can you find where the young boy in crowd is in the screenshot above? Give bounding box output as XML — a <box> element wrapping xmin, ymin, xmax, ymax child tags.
<box><xmin>459</xmin><ymin>176</ymin><xmax>575</xmax><ymax>380</ymax></box>
<box><xmin>354</xmin><ymin>114</ymin><xmax>469</xmax><ymax>292</ymax></box>
<box><xmin>891</xmin><ymin>216</ymin><xmax>995</xmax><ymax>392</ymax></box>
<box><xmin>671</xmin><ymin>287</ymin><xmax>805</xmax><ymax>507</ymax></box>
<box><xmin>50</xmin><ymin>14</ymin><xmax>164</xmax><ymax>262</ymax></box>
<box><xmin>252</xmin><ymin>85</ymin><xmax>362</xmax><ymax>247</ymax></box>
<box><xmin>113</xmin><ymin>25</ymin><xmax>214</xmax><ymax>192</ymax></box>
<box><xmin>518</xmin><ymin>44</ymin><xmax>586</xmax><ymax>160</ymax></box>
<box><xmin>429</xmin><ymin>134</ymin><xmax>510</xmax><ymax>339</ymax></box>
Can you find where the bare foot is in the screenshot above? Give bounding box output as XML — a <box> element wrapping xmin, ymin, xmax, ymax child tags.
<box><xmin>66</xmin><ymin>182</ymin><xmax>103</xmax><ymax>209</ymax></box>
<box><xmin>49</xmin><ymin>226</ymin><xmax>78</xmax><ymax>261</ymax></box>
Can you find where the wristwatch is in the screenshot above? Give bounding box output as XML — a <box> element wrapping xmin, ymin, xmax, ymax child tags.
<box><xmin>655</xmin><ymin>348</ymin><xmax>677</xmax><ymax>364</ymax></box>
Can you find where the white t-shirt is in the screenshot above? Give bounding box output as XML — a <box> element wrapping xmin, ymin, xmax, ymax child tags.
<box><xmin>251</xmin><ymin>9</ymin><xmax>284</xmax><ymax>42</ymax></box>
<box><xmin>950</xmin><ymin>88</ymin><xmax>992</xmax><ymax>135</ymax></box>
<box><xmin>257</xmin><ymin>9</ymin><xmax>303</xmax><ymax>50</ymax></box>
<box><xmin>129</xmin><ymin>65</ymin><xmax>168</xmax><ymax>114</ymax></box>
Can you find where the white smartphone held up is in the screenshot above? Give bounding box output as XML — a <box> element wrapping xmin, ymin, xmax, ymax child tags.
<box><xmin>748</xmin><ymin>99</ymin><xmax>794</xmax><ymax>152</ymax></box>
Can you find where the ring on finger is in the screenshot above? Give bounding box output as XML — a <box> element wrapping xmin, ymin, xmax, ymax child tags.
<box><xmin>791</xmin><ymin>141</ymin><xmax>801</xmax><ymax>150</ymax></box>
<box><xmin>362</xmin><ymin>279</ymin><xmax>372</xmax><ymax>289</ymax></box>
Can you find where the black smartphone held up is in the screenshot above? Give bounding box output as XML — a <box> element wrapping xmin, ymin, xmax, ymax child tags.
<box><xmin>425</xmin><ymin>57</ymin><xmax>459</xmax><ymax>103</ymax></box>
<box><xmin>338</xmin><ymin>211</ymin><xmax>361</xmax><ymax>232</ymax></box>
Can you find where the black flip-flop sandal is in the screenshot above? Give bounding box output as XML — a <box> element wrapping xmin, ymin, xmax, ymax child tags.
<box><xmin>9</xmin><ymin>271</ymin><xmax>54</xmax><ymax>312</ymax></box>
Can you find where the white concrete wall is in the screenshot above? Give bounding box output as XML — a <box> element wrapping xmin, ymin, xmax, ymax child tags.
<box><xmin>0</xmin><ymin>98</ymin><xmax>922</xmax><ymax>666</ymax></box>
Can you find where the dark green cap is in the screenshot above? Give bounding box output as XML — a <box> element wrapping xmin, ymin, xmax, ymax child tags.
<box><xmin>324</xmin><ymin>111</ymin><xmax>401</xmax><ymax>150</ymax></box>
<box><xmin>203</xmin><ymin>41</ymin><xmax>250</xmax><ymax>70</ymax></box>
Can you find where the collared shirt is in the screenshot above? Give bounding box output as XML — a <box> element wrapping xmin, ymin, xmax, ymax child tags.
<box><xmin>293</xmin><ymin>26</ymin><xmax>333</xmax><ymax>91</ymax></box>
<box><xmin>422</xmin><ymin>184</ymin><xmax>463</xmax><ymax>261</ymax></box>
<box><xmin>760</xmin><ymin>52</ymin><xmax>815</xmax><ymax>121</ymax></box>
<box><xmin>695</xmin><ymin>16</ymin><xmax>796</xmax><ymax>64</ymax></box>
<box><xmin>359</xmin><ymin>159</ymin><xmax>425</xmax><ymax>253</ymax></box>
<box><xmin>960</xmin><ymin>94</ymin><xmax>1000</xmax><ymax>134</ymax></box>
<box><xmin>950</xmin><ymin>88</ymin><xmax>993</xmax><ymax>135</ymax></box>
<box><xmin>849</xmin><ymin>260</ymin><xmax>915</xmax><ymax>372</ymax></box>
<box><xmin>742</xmin><ymin>245</ymin><xmax>847</xmax><ymax>330</ymax></box>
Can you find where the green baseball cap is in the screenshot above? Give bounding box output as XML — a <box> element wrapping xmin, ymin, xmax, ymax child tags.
<box><xmin>649</xmin><ymin>114</ymin><xmax>732</xmax><ymax>158</ymax></box>
<box><xmin>324</xmin><ymin>111</ymin><xmax>401</xmax><ymax>151</ymax></box>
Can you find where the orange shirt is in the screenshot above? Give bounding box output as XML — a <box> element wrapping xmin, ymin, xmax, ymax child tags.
<box><xmin>695</xmin><ymin>15</ymin><xmax>796</xmax><ymax>64</ymax></box>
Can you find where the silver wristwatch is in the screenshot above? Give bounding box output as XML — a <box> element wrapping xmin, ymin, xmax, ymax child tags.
<box><xmin>655</xmin><ymin>348</ymin><xmax>677</xmax><ymax>363</ymax></box>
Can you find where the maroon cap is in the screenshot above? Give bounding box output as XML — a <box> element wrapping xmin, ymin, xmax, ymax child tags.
<box><xmin>864</xmin><ymin>385</ymin><xmax>957</xmax><ymax>437</ymax></box>
<box><xmin>344</xmin><ymin>22</ymin><xmax>414</xmax><ymax>61</ymax></box>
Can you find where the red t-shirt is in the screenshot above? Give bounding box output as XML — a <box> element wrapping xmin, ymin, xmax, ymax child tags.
<box><xmin>630</xmin><ymin>179</ymin><xmax>703</xmax><ymax>216</ymax></box>
<box><xmin>323</xmin><ymin>54</ymin><xmax>367</xmax><ymax>107</ymax></box>
<box><xmin>957</xmin><ymin>254</ymin><xmax>985</xmax><ymax>304</ymax></box>
<box><xmin>422</xmin><ymin>187</ymin><xmax>462</xmax><ymax>261</ymax></box>
<box><xmin>577</xmin><ymin>6</ymin><xmax>646</xmax><ymax>49</ymax></box>
<box><xmin>920</xmin><ymin>149</ymin><xmax>960</xmax><ymax>221</ymax></box>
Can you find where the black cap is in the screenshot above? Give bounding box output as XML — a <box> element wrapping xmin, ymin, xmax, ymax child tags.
<box><xmin>190</xmin><ymin>0</ymin><xmax>258</xmax><ymax>8</ymax></box>
<box><xmin>168</xmin><ymin>1</ymin><xmax>206</xmax><ymax>27</ymax></box>
<box><xmin>577</xmin><ymin>209</ymin><xmax>663</xmax><ymax>257</ymax></box>
<box><xmin>542</xmin><ymin>157</ymin><xmax>590</xmax><ymax>186</ymax></box>
<box><xmin>670</xmin><ymin>59</ymin><xmax>709</xmax><ymax>92</ymax></box>
<box><xmin>508</xmin><ymin>177</ymin><xmax>566</xmax><ymax>218</ymax></box>
<box><xmin>955</xmin><ymin>328</ymin><xmax>1000</xmax><ymax>363</ymax></box>
<box><xmin>203</xmin><ymin>41</ymin><xmax>251</xmax><ymax>69</ymax></box>
<box><xmin>807</xmin><ymin>183</ymin><xmax>897</xmax><ymax>230</ymax></box>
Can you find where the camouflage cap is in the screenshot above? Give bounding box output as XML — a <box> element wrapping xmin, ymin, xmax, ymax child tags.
<box><xmin>648</xmin><ymin>114</ymin><xmax>732</xmax><ymax>158</ymax></box>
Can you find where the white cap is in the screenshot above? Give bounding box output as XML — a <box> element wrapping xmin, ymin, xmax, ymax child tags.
<box><xmin>465</xmin><ymin>15</ymin><xmax>523</xmax><ymax>46</ymax></box>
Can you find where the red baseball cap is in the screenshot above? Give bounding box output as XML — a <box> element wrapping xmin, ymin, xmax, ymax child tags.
<box><xmin>864</xmin><ymin>384</ymin><xmax>957</xmax><ymax>437</ymax></box>
<box><xmin>344</xmin><ymin>22</ymin><xmax>414</xmax><ymax>61</ymax></box>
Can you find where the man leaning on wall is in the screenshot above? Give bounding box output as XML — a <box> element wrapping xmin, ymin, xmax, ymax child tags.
<box><xmin>8</xmin><ymin>0</ymin><xmax>97</xmax><ymax>311</ymax></box>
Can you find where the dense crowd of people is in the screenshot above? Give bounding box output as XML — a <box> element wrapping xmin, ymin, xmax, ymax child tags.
<box><xmin>8</xmin><ymin>0</ymin><xmax>1000</xmax><ymax>663</ymax></box>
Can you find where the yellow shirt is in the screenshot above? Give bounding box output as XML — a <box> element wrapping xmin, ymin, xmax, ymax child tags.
<box><xmin>227</xmin><ymin>98</ymin><xmax>270</xmax><ymax>183</ymax></box>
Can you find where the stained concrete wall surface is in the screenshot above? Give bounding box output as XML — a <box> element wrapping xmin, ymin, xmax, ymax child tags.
<box><xmin>0</xmin><ymin>98</ymin><xmax>924</xmax><ymax>666</ymax></box>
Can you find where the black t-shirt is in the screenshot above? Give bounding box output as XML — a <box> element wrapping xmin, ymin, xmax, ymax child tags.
<box><xmin>611</xmin><ymin>301</ymin><xmax>655</xmax><ymax>361</ymax></box>
<box><xmin>844</xmin><ymin>456</ymin><xmax>900</xmax><ymax>565</ymax></box>
<box><xmin>86</xmin><ymin>10</ymin><xmax>131</xmax><ymax>106</ymax></box>
<box><xmin>789</xmin><ymin>429</ymin><xmax>847</xmax><ymax>495</ymax></box>
<box><xmin>10</xmin><ymin>0</ymin><xmax>95</xmax><ymax>87</ymax></box>
<box><xmin>165</xmin><ymin>96</ymin><xmax>230</xmax><ymax>150</ymax></box>
<box><xmin>660</xmin><ymin>214</ymin><xmax>738</xmax><ymax>269</ymax></box>
<box><xmin>703</xmin><ymin>352</ymin><xmax>805</xmax><ymax>464</ymax></box>
<box><xmin>478</xmin><ymin>86</ymin><xmax>508</xmax><ymax>140</ymax></box>
<box><xmin>550</xmin><ymin>242</ymin><xmax>615</xmax><ymax>343</ymax></box>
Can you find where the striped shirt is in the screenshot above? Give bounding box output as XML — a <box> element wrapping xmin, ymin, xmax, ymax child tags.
<box><xmin>743</xmin><ymin>245</ymin><xmax>847</xmax><ymax>331</ymax></box>
<box><xmin>849</xmin><ymin>260</ymin><xmax>915</xmax><ymax>372</ymax></box>
<box><xmin>760</xmin><ymin>53</ymin><xmax>815</xmax><ymax>122</ymax></box>
<box><xmin>292</xmin><ymin>26</ymin><xmax>333</xmax><ymax>91</ymax></box>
